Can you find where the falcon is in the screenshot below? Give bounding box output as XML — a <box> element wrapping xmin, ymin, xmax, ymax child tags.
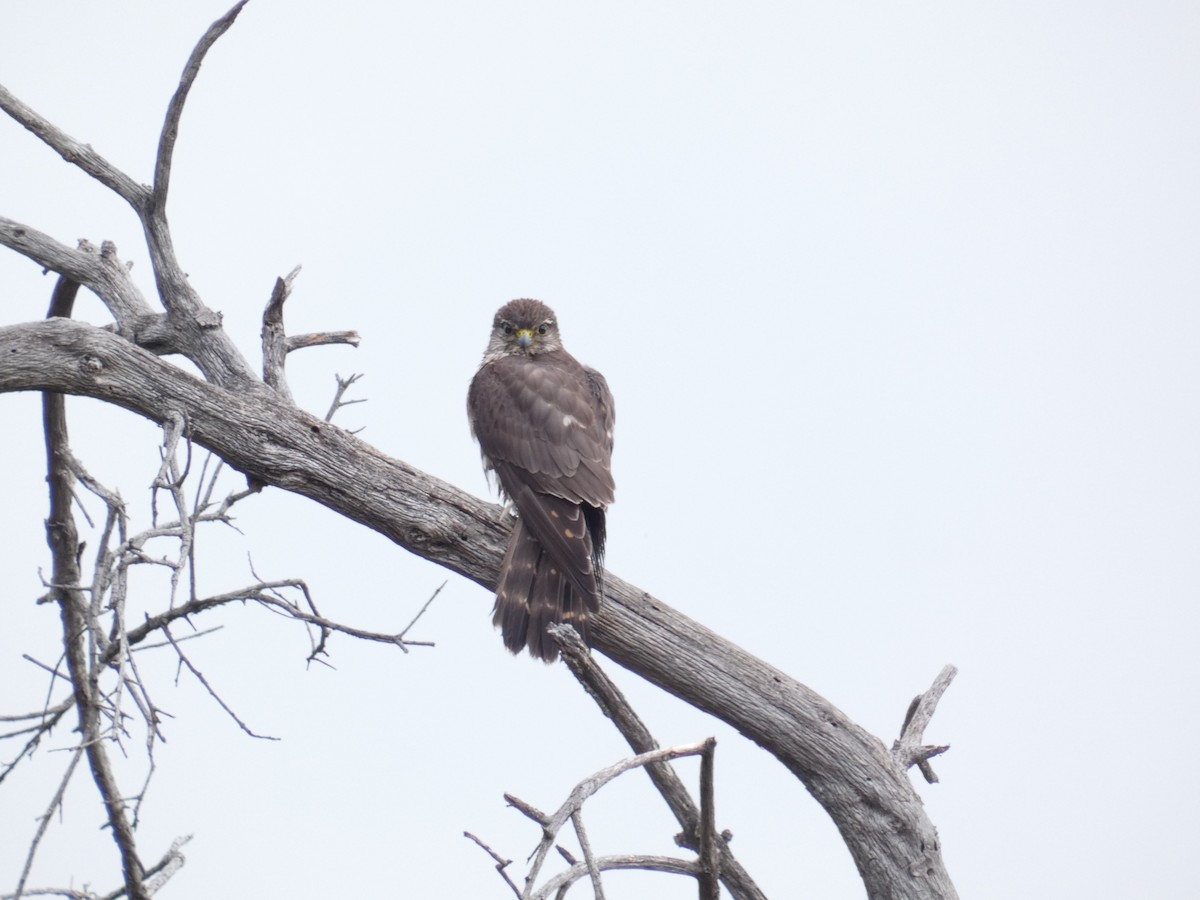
<box><xmin>468</xmin><ymin>299</ymin><xmax>615</xmax><ymax>662</ymax></box>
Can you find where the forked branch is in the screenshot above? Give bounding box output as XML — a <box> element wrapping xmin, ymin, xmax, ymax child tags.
<box><xmin>550</xmin><ymin>624</ymin><xmax>763</xmax><ymax>900</ymax></box>
<box><xmin>892</xmin><ymin>664</ymin><xmax>957</xmax><ymax>783</ymax></box>
<box><xmin>485</xmin><ymin>740</ymin><xmax>718</xmax><ymax>899</ymax></box>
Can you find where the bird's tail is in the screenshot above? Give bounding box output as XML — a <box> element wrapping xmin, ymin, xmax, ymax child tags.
<box><xmin>493</xmin><ymin>518</ymin><xmax>594</xmax><ymax>663</ymax></box>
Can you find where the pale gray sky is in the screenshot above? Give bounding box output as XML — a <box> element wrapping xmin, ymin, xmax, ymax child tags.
<box><xmin>2</xmin><ymin>2</ymin><xmax>1198</xmax><ymax>897</ymax></box>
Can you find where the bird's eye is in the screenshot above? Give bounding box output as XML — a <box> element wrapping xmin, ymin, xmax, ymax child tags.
<box><xmin>537</xmin><ymin>323</ymin><xmax>550</xmax><ymax>335</ymax></box>
<box><xmin>501</xmin><ymin>322</ymin><xmax>513</xmax><ymax>335</ymax></box>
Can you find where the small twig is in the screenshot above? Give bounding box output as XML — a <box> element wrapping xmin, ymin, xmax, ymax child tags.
<box><xmin>12</xmin><ymin>747</ymin><xmax>84</xmax><ymax>900</ymax></box>
<box><xmin>397</xmin><ymin>581</ymin><xmax>445</xmax><ymax>641</ymax></box>
<box><xmin>113</xmin><ymin>582</ymin><xmax>429</xmax><ymax>665</ymax></box>
<box><xmin>569</xmin><ymin>810</ymin><xmax>604</xmax><ymax>899</ymax></box>
<box><xmin>0</xmin><ymin>698</ymin><xmax>73</xmax><ymax>724</ymax></box>
<box><xmin>891</xmin><ymin>664</ymin><xmax>957</xmax><ymax>783</ymax></box>
<box><xmin>20</xmin><ymin>655</ymin><xmax>71</xmax><ymax>683</ymax></box>
<box><xmin>323</xmin><ymin>373</ymin><xmax>365</xmax><ymax>424</ymax></box>
<box><xmin>126</xmin><ymin>625</ymin><xmax>223</xmax><ymax>653</ymax></box>
<box><xmin>162</xmin><ymin>625</ymin><xmax>279</xmax><ymax>741</ymax></box>
<box><xmin>464</xmin><ymin>832</ymin><xmax>522</xmax><ymax>900</ymax></box>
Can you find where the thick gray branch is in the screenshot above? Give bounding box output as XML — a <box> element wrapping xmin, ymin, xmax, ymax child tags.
<box><xmin>0</xmin><ymin>318</ymin><xmax>957</xmax><ymax>899</ymax></box>
<box><xmin>0</xmin><ymin>221</ymin><xmax>164</xmax><ymax>339</ymax></box>
<box><xmin>0</xmin><ymin>215</ymin><xmax>258</xmax><ymax>387</ymax></box>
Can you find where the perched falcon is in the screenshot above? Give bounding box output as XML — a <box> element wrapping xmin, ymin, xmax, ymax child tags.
<box><xmin>468</xmin><ymin>299</ymin><xmax>615</xmax><ymax>662</ymax></box>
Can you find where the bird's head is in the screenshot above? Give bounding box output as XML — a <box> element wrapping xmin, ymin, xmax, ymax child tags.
<box><xmin>484</xmin><ymin>298</ymin><xmax>562</xmax><ymax>359</ymax></box>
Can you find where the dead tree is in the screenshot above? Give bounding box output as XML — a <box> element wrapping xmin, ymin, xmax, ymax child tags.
<box><xmin>0</xmin><ymin>5</ymin><xmax>958</xmax><ymax>898</ymax></box>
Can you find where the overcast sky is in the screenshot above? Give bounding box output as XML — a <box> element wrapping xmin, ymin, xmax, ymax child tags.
<box><xmin>2</xmin><ymin>2</ymin><xmax>1198</xmax><ymax>898</ymax></box>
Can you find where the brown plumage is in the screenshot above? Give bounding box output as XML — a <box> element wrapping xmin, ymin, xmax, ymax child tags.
<box><xmin>468</xmin><ymin>299</ymin><xmax>615</xmax><ymax>662</ymax></box>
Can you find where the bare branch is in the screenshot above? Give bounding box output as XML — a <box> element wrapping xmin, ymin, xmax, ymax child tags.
<box><xmin>153</xmin><ymin>1</ymin><xmax>250</xmax><ymax>213</ymax></box>
<box><xmin>397</xmin><ymin>581</ymin><xmax>445</xmax><ymax>642</ymax></box>
<box><xmin>115</xmin><ymin>582</ymin><xmax>430</xmax><ymax>662</ymax></box>
<box><xmin>463</xmin><ymin>832</ymin><xmax>522</xmax><ymax>900</ymax></box>
<box><xmin>0</xmin><ymin>226</ymin><xmax>167</xmax><ymax>342</ymax></box>
<box><xmin>504</xmin><ymin>793</ymin><xmax>551</xmax><ymax>828</ymax></box>
<box><xmin>5</xmin><ymin>835</ymin><xmax>190</xmax><ymax>900</ymax></box>
<box><xmin>323</xmin><ymin>373</ymin><xmax>365</xmax><ymax>423</ymax></box>
<box><xmin>568</xmin><ymin>811</ymin><xmax>604</xmax><ymax>900</ymax></box>
<box><xmin>161</xmin><ymin>624</ymin><xmax>278</xmax><ymax>741</ymax></box>
<box><xmin>497</xmin><ymin>743</ymin><xmax>720</xmax><ymax>898</ymax></box>
<box><xmin>133</xmin><ymin>834</ymin><xmax>191</xmax><ymax>897</ymax></box>
<box><xmin>0</xmin><ymin>700</ymin><xmax>73</xmax><ymax>724</ymax></box>
<box><xmin>521</xmin><ymin>742</ymin><xmax>712</xmax><ymax>894</ymax></box>
<box><xmin>12</xmin><ymin>748</ymin><xmax>83</xmax><ymax>900</ymax></box>
<box><xmin>0</xmin><ymin>84</ymin><xmax>147</xmax><ymax>207</ymax></box>
<box><xmin>536</xmin><ymin>855</ymin><xmax>701</xmax><ymax>900</ymax></box>
<box><xmin>892</xmin><ymin>664</ymin><xmax>957</xmax><ymax>783</ymax></box>
<box><xmin>551</xmin><ymin>625</ymin><xmax>764</xmax><ymax>900</ymax></box>
<box><xmin>0</xmin><ymin>697</ymin><xmax>72</xmax><ymax>787</ymax></box>
<box><xmin>43</xmin><ymin>297</ymin><xmax>148</xmax><ymax>899</ymax></box>
<box><xmin>286</xmin><ymin>331</ymin><xmax>361</xmax><ymax>352</ymax></box>
<box><xmin>697</xmin><ymin>737</ymin><xmax>719</xmax><ymax>900</ymax></box>
<box><xmin>261</xmin><ymin>267</ymin><xmax>302</xmax><ymax>401</ymax></box>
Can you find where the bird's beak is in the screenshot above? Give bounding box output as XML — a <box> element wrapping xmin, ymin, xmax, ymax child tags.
<box><xmin>516</xmin><ymin>329</ymin><xmax>534</xmax><ymax>349</ymax></box>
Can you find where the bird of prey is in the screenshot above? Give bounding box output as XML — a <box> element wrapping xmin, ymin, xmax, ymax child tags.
<box><xmin>468</xmin><ymin>299</ymin><xmax>615</xmax><ymax>662</ymax></box>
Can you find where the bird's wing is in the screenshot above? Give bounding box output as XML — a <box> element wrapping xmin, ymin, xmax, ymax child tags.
<box><xmin>468</xmin><ymin>352</ymin><xmax>614</xmax><ymax>507</ymax></box>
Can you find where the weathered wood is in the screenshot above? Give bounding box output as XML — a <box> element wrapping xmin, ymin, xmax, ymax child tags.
<box><xmin>0</xmin><ymin>317</ymin><xmax>957</xmax><ymax>899</ymax></box>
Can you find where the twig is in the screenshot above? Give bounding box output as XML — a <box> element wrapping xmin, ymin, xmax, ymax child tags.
<box><xmin>892</xmin><ymin>664</ymin><xmax>957</xmax><ymax>783</ymax></box>
<box><xmin>569</xmin><ymin>811</ymin><xmax>604</xmax><ymax>899</ymax></box>
<box><xmin>12</xmin><ymin>748</ymin><xmax>84</xmax><ymax>900</ymax></box>
<box><xmin>19</xmin><ymin>655</ymin><xmax>71</xmax><ymax>682</ymax></box>
<box><xmin>162</xmin><ymin>625</ymin><xmax>278</xmax><ymax>741</ymax></box>
<box><xmin>0</xmin><ymin>699</ymin><xmax>73</xmax><ymax>724</ymax></box>
<box><xmin>503</xmin><ymin>794</ymin><xmax>550</xmax><ymax>828</ymax></box>
<box><xmin>397</xmin><ymin>581</ymin><xmax>445</xmax><ymax>641</ymax></box>
<box><xmin>324</xmin><ymin>373</ymin><xmax>365</xmax><ymax>423</ymax></box>
<box><xmin>111</xmin><ymin>582</ymin><xmax>431</xmax><ymax>663</ymax></box>
<box><xmin>463</xmin><ymin>832</ymin><xmax>522</xmax><ymax>900</ymax></box>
